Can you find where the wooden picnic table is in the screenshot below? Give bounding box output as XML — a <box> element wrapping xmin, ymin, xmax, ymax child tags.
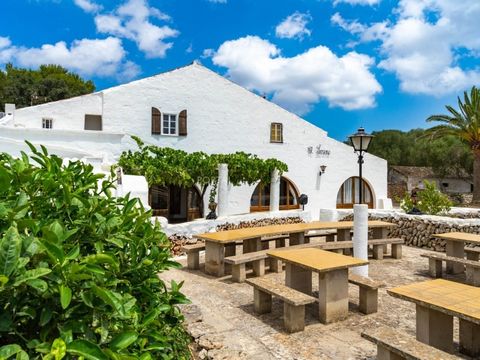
<box><xmin>196</xmin><ymin>220</ymin><xmax>394</xmax><ymax>277</ymax></box>
<box><xmin>433</xmin><ymin>232</ymin><xmax>480</xmax><ymax>274</ymax></box>
<box><xmin>267</xmin><ymin>248</ymin><xmax>368</xmax><ymax>323</ymax></box>
<box><xmin>388</xmin><ymin>279</ymin><xmax>480</xmax><ymax>357</ymax></box>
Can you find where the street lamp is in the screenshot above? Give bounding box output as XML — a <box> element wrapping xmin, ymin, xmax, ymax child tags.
<box><xmin>348</xmin><ymin>127</ymin><xmax>374</xmax><ymax>205</ymax></box>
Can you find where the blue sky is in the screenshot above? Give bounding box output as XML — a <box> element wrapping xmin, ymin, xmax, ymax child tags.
<box><xmin>1</xmin><ymin>0</ymin><xmax>479</xmax><ymax>141</ymax></box>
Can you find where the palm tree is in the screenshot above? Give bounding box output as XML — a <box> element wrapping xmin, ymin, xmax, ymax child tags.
<box><xmin>427</xmin><ymin>86</ymin><xmax>480</xmax><ymax>201</ymax></box>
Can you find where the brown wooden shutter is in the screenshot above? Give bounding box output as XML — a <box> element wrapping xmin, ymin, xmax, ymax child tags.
<box><xmin>179</xmin><ymin>109</ymin><xmax>187</xmax><ymax>136</ymax></box>
<box><xmin>152</xmin><ymin>107</ymin><xmax>161</xmax><ymax>134</ymax></box>
<box><xmin>278</xmin><ymin>123</ymin><xmax>283</xmax><ymax>143</ymax></box>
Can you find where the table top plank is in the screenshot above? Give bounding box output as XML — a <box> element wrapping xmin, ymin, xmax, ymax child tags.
<box><xmin>267</xmin><ymin>248</ymin><xmax>368</xmax><ymax>273</ymax></box>
<box><xmin>388</xmin><ymin>279</ymin><xmax>480</xmax><ymax>325</ymax></box>
<box><xmin>196</xmin><ymin>220</ymin><xmax>395</xmax><ymax>243</ymax></box>
<box><xmin>432</xmin><ymin>232</ymin><xmax>480</xmax><ymax>244</ymax></box>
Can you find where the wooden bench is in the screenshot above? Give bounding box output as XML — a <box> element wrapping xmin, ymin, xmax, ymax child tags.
<box><xmin>348</xmin><ymin>274</ymin><xmax>383</xmax><ymax>314</ymax></box>
<box><xmin>465</xmin><ymin>247</ymin><xmax>480</xmax><ymax>261</ymax></box>
<box><xmin>421</xmin><ymin>253</ymin><xmax>480</xmax><ymax>286</ymax></box>
<box><xmin>181</xmin><ymin>242</ymin><xmax>205</xmax><ymax>270</ymax></box>
<box><xmin>246</xmin><ymin>277</ymin><xmax>316</xmax><ymax>333</ymax></box>
<box><xmin>368</xmin><ymin>238</ymin><xmax>404</xmax><ymax>260</ymax></box>
<box><xmin>362</xmin><ymin>325</ymin><xmax>458</xmax><ymax>360</ymax></box>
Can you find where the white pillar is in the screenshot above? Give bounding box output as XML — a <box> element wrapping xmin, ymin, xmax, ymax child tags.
<box><xmin>270</xmin><ymin>169</ymin><xmax>280</xmax><ymax>212</ymax></box>
<box><xmin>352</xmin><ymin>204</ymin><xmax>369</xmax><ymax>277</ymax></box>
<box><xmin>115</xmin><ymin>167</ymin><xmax>124</xmax><ymax>198</ymax></box>
<box><xmin>217</xmin><ymin>163</ymin><xmax>228</xmax><ymax>216</ymax></box>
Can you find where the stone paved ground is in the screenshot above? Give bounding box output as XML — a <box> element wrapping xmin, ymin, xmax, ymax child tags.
<box><xmin>160</xmin><ymin>244</ymin><xmax>472</xmax><ymax>360</ymax></box>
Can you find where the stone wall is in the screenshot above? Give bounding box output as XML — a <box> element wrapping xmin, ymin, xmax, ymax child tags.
<box><xmin>340</xmin><ymin>210</ymin><xmax>480</xmax><ymax>252</ymax></box>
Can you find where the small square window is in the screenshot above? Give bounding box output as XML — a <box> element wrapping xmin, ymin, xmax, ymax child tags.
<box><xmin>42</xmin><ymin>118</ymin><xmax>53</xmax><ymax>129</ymax></box>
<box><xmin>270</xmin><ymin>123</ymin><xmax>283</xmax><ymax>143</ymax></box>
<box><xmin>162</xmin><ymin>114</ymin><xmax>177</xmax><ymax>135</ymax></box>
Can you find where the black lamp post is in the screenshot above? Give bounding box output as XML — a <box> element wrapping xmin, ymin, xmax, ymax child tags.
<box><xmin>348</xmin><ymin>127</ymin><xmax>374</xmax><ymax>205</ymax></box>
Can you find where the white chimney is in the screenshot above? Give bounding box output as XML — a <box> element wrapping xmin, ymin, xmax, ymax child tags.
<box><xmin>5</xmin><ymin>104</ymin><xmax>15</xmax><ymax>119</ymax></box>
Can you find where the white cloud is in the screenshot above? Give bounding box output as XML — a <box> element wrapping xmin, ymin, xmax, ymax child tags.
<box><xmin>0</xmin><ymin>36</ymin><xmax>11</xmax><ymax>49</ymax></box>
<box><xmin>0</xmin><ymin>36</ymin><xmax>139</xmax><ymax>80</ymax></box>
<box><xmin>212</xmin><ymin>36</ymin><xmax>382</xmax><ymax>113</ymax></box>
<box><xmin>332</xmin><ymin>0</ymin><xmax>480</xmax><ymax>95</ymax></box>
<box><xmin>73</xmin><ymin>0</ymin><xmax>102</xmax><ymax>13</ymax></box>
<box><xmin>334</xmin><ymin>0</ymin><xmax>381</xmax><ymax>5</ymax></box>
<box><xmin>275</xmin><ymin>12</ymin><xmax>312</xmax><ymax>39</ymax></box>
<box><xmin>208</xmin><ymin>0</ymin><xmax>227</xmax><ymax>3</ymax></box>
<box><xmin>94</xmin><ymin>0</ymin><xmax>178</xmax><ymax>58</ymax></box>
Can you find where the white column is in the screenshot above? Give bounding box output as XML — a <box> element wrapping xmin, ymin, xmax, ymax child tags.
<box><xmin>217</xmin><ymin>163</ymin><xmax>229</xmax><ymax>217</ymax></box>
<box><xmin>270</xmin><ymin>169</ymin><xmax>280</xmax><ymax>212</ymax></box>
<box><xmin>352</xmin><ymin>204</ymin><xmax>369</xmax><ymax>277</ymax></box>
<box><xmin>115</xmin><ymin>167</ymin><xmax>124</xmax><ymax>198</ymax></box>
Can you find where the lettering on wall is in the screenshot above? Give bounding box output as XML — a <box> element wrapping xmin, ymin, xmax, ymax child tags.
<box><xmin>307</xmin><ymin>145</ymin><xmax>331</xmax><ymax>157</ymax></box>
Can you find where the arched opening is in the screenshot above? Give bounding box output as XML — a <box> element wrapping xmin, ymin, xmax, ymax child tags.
<box><xmin>336</xmin><ymin>176</ymin><xmax>374</xmax><ymax>208</ymax></box>
<box><xmin>250</xmin><ymin>177</ymin><xmax>300</xmax><ymax>212</ymax></box>
<box><xmin>149</xmin><ymin>185</ymin><xmax>203</xmax><ymax>223</ymax></box>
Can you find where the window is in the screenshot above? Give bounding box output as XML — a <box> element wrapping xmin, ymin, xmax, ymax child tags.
<box><xmin>42</xmin><ymin>118</ymin><xmax>53</xmax><ymax>129</ymax></box>
<box><xmin>270</xmin><ymin>123</ymin><xmax>283</xmax><ymax>143</ymax></box>
<box><xmin>162</xmin><ymin>114</ymin><xmax>177</xmax><ymax>135</ymax></box>
<box><xmin>250</xmin><ymin>177</ymin><xmax>299</xmax><ymax>212</ymax></box>
<box><xmin>336</xmin><ymin>177</ymin><xmax>374</xmax><ymax>208</ymax></box>
<box><xmin>84</xmin><ymin>114</ymin><xmax>102</xmax><ymax>131</ymax></box>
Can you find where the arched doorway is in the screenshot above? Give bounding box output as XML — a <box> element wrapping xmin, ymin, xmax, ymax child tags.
<box><xmin>336</xmin><ymin>177</ymin><xmax>374</xmax><ymax>208</ymax></box>
<box><xmin>149</xmin><ymin>185</ymin><xmax>203</xmax><ymax>223</ymax></box>
<box><xmin>250</xmin><ymin>177</ymin><xmax>300</xmax><ymax>212</ymax></box>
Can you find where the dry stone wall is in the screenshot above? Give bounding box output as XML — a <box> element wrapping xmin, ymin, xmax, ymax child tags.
<box><xmin>340</xmin><ymin>211</ymin><xmax>480</xmax><ymax>252</ymax></box>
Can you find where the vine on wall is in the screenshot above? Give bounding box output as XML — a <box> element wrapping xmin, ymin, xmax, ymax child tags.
<box><xmin>118</xmin><ymin>136</ymin><xmax>289</xmax><ymax>202</ymax></box>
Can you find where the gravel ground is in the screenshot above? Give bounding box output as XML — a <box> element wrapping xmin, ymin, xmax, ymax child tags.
<box><xmin>161</xmin><ymin>243</ymin><xmax>472</xmax><ymax>360</ymax></box>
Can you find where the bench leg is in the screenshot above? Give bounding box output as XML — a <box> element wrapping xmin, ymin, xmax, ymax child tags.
<box><xmin>326</xmin><ymin>234</ymin><xmax>335</xmax><ymax>242</ymax></box>
<box><xmin>224</xmin><ymin>243</ymin><xmax>236</xmax><ymax>275</ymax></box>
<box><xmin>270</xmin><ymin>259</ymin><xmax>283</xmax><ymax>273</ymax></box>
<box><xmin>391</xmin><ymin>244</ymin><xmax>402</xmax><ymax>259</ymax></box>
<box><xmin>338</xmin><ymin>229</ymin><xmax>351</xmax><ymax>256</ymax></box>
<box><xmin>286</xmin><ymin>263</ymin><xmax>312</xmax><ymax>295</ymax></box>
<box><xmin>467</xmin><ymin>252</ymin><xmax>480</xmax><ymax>261</ymax></box>
<box><xmin>254</xmin><ymin>288</ymin><xmax>272</xmax><ymax>314</ymax></box>
<box><xmin>275</xmin><ymin>238</ymin><xmax>286</xmax><ymax>248</ymax></box>
<box><xmin>283</xmin><ymin>303</ymin><xmax>305</xmax><ymax>333</ymax></box>
<box><xmin>466</xmin><ymin>266</ymin><xmax>480</xmax><ymax>286</ymax></box>
<box><xmin>429</xmin><ymin>258</ymin><xmax>442</xmax><ymax>278</ymax></box>
<box><xmin>187</xmin><ymin>252</ymin><xmax>200</xmax><ymax>270</ymax></box>
<box><xmin>459</xmin><ymin>319</ymin><xmax>480</xmax><ymax>358</ymax></box>
<box><xmin>416</xmin><ymin>304</ymin><xmax>454</xmax><ymax>353</ymax></box>
<box><xmin>290</xmin><ymin>232</ymin><xmax>305</xmax><ymax>246</ymax></box>
<box><xmin>231</xmin><ymin>264</ymin><xmax>246</xmax><ymax>283</ymax></box>
<box><xmin>372</xmin><ymin>245</ymin><xmax>384</xmax><ymax>260</ymax></box>
<box><xmin>445</xmin><ymin>240</ymin><xmax>465</xmax><ymax>274</ymax></box>
<box><xmin>253</xmin><ymin>259</ymin><xmax>265</xmax><ymax>277</ymax></box>
<box><xmin>205</xmin><ymin>241</ymin><xmax>225</xmax><ymax>277</ymax></box>
<box><xmin>359</xmin><ymin>287</ymin><xmax>378</xmax><ymax>314</ymax></box>
<box><xmin>377</xmin><ymin>344</ymin><xmax>403</xmax><ymax>360</ymax></box>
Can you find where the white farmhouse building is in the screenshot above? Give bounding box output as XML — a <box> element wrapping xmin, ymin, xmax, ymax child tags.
<box><xmin>0</xmin><ymin>62</ymin><xmax>389</xmax><ymax>223</ymax></box>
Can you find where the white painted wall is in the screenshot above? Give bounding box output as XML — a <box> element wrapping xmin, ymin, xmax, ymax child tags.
<box><xmin>1</xmin><ymin>62</ymin><xmax>388</xmax><ymax>221</ymax></box>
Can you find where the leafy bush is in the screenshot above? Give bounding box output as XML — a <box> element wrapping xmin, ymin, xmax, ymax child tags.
<box><xmin>0</xmin><ymin>144</ymin><xmax>191</xmax><ymax>359</ymax></box>
<box><xmin>399</xmin><ymin>180</ymin><xmax>452</xmax><ymax>215</ymax></box>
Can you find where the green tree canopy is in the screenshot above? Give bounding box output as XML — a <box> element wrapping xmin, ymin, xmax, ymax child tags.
<box><xmin>0</xmin><ymin>64</ymin><xmax>95</xmax><ymax>112</ymax></box>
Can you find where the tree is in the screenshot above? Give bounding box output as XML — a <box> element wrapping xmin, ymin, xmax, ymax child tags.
<box><xmin>426</xmin><ymin>86</ymin><xmax>480</xmax><ymax>201</ymax></box>
<box><xmin>0</xmin><ymin>64</ymin><xmax>95</xmax><ymax>111</ymax></box>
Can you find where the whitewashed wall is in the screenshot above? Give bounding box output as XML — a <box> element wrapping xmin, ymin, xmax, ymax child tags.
<box><xmin>1</xmin><ymin>63</ymin><xmax>388</xmax><ymax>220</ymax></box>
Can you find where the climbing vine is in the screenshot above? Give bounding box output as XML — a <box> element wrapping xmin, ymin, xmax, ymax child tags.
<box><xmin>118</xmin><ymin>136</ymin><xmax>288</xmax><ymax>202</ymax></box>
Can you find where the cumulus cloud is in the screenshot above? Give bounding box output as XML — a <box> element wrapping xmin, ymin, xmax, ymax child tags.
<box><xmin>0</xmin><ymin>36</ymin><xmax>140</xmax><ymax>80</ymax></box>
<box><xmin>334</xmin><ymin>0</ymin><xmax>381</xmax><ymax>5</ymax></box>
<box><xmin>94</xmin><ymin>0</ymin><xmax>178</xmax><ymax>58</ymax></box>
<box><xmin>73</xmin><ymin>0</ymin><xmax>102</xmax><ymax>13</ymax></box>
<box><xmin>212</xmin><ymin>36</ymin><xmax>382</xmax><ymax>113</ymax></box>
<box><xmin>332</xmin><ymin>0</ymin><xmax>480</xmax><ymax>95</ymax></box>
<box><xmin>275</xmin><ymin>12</ymin><xmax>312</xmax><ymax>39</ymax></box>
<box><xmin>208</xmin><ymin>0</ymin><xmax>227</xmax><ymax>3</ymax></box>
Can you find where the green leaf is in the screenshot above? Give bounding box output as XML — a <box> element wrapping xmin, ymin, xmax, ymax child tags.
<box><xmin>67</xmin><ymin>340</ymin><xmax>108</xmax><ymax>360</ymax></box>
<box><xmin>26</xmin><ymin>279</ymin><xmax>48</xmax><ymax>292</ymax></box>
<box><xmin>49</xmin><ymin>338</ymin><xmax>66</xmax><ymax>360</ymax></box>
<box><xmin>40</xmin><ymin>241</ymin><xmax>65</xmax><ymax>264</ymax></box>
<box><xmin>109</xmin><ymin>331</ymin><xmax>138</xmax><ymax>351</ymax></box>
<box><xmin>14</xmin><ymin>268</ymin><xmax>51</xmax><ymax>286</ymax></box>
<box><xmin>0</xmin><ymin>226</ymin><xmax>22</xmax><ymax>276</ymax></box>
<box><xmin>59</xmin><ymin>285</ymin><xmax>72</xmax><ymax>309</ymax></box>
<box><xmin>0</xmin><ymin>167</ymin><xmax>11</xmax><ymax>193</ymax></box>
<box><xmin>83</xmin><ymin>254</ymin><xmax>119</xmax><ymax>271</ymax></box>
<box><xmin>65</xmin><ymin>245</ymin><xmax>80</xmax><ymax>260</ymax></box>
<box><xmin>40</xmin><ymin>307</ymin><xmax>53</xmax><ymax>326</ymax></box>
<box><xmin>0</xmin><ymin>344</ymin><xmax>23</xmax><ymax>359</ymax></box>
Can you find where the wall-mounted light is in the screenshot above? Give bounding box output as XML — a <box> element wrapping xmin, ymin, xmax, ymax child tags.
<box><xmin>319</xmin><ymin>165</ymin><xmax>327</xmax><ymax>176</ymax></box>
<box><xmin>307</xmin><ymin>146</ymin><xmax>313</xmax><ymax>154</ymax></box>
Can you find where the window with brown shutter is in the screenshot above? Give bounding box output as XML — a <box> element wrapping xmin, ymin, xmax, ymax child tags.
<box><xmin>179</xmin><ymin>109</ymin><xmax>187</xmax><ymax>136</ymax></box>
<box><xmin>152</xmin><ymin>107</ymin><xmax>161</xmax><ymax>134</ymax></box>
<box><xmin>270</xmin><ymin>122</ymin><xmax>283</xmax><ymax>143</ymax></box>
<box><xmin>84</xmin><ymin>114</ymin><xmax>102</xmax><ymax>131</ymax></box>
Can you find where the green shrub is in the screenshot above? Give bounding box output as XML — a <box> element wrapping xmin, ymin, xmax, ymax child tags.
<box><xmin>0</xmin><ymin>144</ymin><xmax>191</xmax><ymax>359</ymax></box>
<box><xmin>399</xmin><ymin>180</ymin><xmax>452</xmax><ymax>215</ymax></box>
